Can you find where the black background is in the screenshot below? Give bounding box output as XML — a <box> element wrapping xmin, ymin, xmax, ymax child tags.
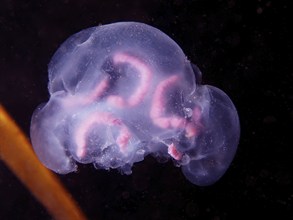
<box><xmin>0</xmin><ymin>0</ymin><xmax>292</xmax><ymax>219</ymax></box>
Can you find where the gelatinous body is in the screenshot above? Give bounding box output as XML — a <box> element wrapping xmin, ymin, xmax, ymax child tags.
<box><xmin>30</xmin><ymin>22</ymin><xmax>240</xmax><ymax>186</ymax></box>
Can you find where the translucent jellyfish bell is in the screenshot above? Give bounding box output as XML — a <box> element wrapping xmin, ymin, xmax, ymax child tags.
<box><xmin>30</xmin><ymin>22</ymin><xmax>240</xmax><ymax>186</ymax></box>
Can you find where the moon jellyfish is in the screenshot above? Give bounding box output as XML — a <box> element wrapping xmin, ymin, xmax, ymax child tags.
<box><xmin>30</xmin><ymin>22</ymin><xmax>240</xmax><ymax>186</ymax></box>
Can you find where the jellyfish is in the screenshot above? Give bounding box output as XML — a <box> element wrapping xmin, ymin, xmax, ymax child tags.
<box><xmin>30</xmin><ymin>22</ymin><xmax>240</xmax><ymax>186</ymax></box>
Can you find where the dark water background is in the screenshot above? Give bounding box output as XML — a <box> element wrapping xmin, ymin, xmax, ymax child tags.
<box><xmin>0</xmin><ymin>0</ymin><xmax>292</xmax><ymax>219</ymax></box>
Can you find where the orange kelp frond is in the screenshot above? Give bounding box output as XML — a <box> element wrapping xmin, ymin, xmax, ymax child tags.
<box><xmin>0</xmin><ymin>105</ymin><xmax>87</xmax><ymax>220</ymax></box>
